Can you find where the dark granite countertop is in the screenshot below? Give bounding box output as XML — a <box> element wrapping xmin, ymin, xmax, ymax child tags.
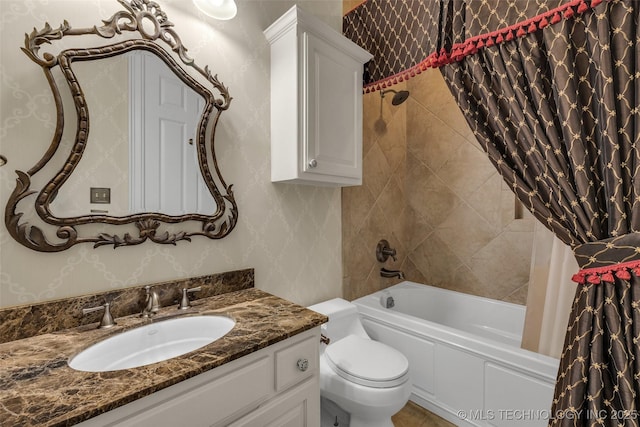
<box><xmin>0</xmin><ymin>288</ymin><xmax>327</xmax><ymax>426</ymax></box>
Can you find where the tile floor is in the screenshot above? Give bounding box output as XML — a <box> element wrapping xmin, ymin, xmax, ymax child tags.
<box><xmin>392</xmin><ymin>402</ymin><xmax>456</xmax><ymax>427</ymax></box>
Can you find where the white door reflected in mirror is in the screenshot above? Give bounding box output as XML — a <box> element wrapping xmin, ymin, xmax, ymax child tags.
<box><xmin>129</xmin><ymin>51</ymin><xmax>214</xmax><ymax>216</ymax></box>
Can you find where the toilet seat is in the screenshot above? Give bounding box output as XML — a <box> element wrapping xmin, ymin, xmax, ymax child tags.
<box><xmin>324</xmin><ymin>335</ymin><xmax>409</xmax><ymax>388</ymax></box>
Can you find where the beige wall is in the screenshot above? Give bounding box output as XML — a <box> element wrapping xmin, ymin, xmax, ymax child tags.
<box><xmin>0</xmin><ymin>0</ymin><xmax>343</xmax><ymax>309</ymax></box>
<box><xmin>342</xmin><ymin>0</ymin><xmax>365</xmax><ymax>15</ymax></box>
<box><xmin>343</xmin><ymin>68</ymin><xmax>534</xmax><ymax>304</ymax></box>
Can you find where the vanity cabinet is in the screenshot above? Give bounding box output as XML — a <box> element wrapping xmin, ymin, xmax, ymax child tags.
<box><xmin>264</xmin><ymin>6</ymin><xmax>372</xmax><ymax>187</ymax></box>
<box><xmin>76</xmin><ymin>328</ymin><xmax>320</xmax><ymax>427</ymax></box>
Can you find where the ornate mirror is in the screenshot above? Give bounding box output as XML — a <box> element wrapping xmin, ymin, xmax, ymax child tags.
<box><xmin>5</xmin><ymin>0</ymin><xmax>237</xmax><ymax>252</ymax></box>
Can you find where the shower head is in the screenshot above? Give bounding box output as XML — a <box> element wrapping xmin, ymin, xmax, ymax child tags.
<box><xmin>380</xmin><ymin>89</ymin><xmax>410</xmax><ymax>106</ymax></box>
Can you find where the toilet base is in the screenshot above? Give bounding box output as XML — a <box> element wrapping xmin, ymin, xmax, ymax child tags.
<box><xmin>321</xmin><ymin>397</ymin><xmax>350</xmax><ymax>427</ymax></box>
<box><xmin>321</xmin><ymin>396</ymin><xmax>399</xmax><ymax>427</ymax></box>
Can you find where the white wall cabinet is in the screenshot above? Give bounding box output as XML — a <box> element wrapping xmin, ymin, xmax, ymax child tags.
<box><xmin>264</xmin><ymin>6</ymin><xmax>372</xmax><ymax>187</ymax></box>
<box><xmin>77</xmin><ymin>328</ymin><xmax>321</xmax><ymax>427</ymax></box>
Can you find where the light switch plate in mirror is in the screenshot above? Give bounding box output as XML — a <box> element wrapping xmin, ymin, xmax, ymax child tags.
<box><xmin>90</xmin><ymin>188</ymin><xmax>111</xmax><ymax>205</ymax></box>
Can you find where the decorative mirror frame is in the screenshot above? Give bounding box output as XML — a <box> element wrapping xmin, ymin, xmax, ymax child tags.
<box><xmin>5</xmin><ymin>0</ymin><xmax>238</xmax><ymax>252</ymax></box>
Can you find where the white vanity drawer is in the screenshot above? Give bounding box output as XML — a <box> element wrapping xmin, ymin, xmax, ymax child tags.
<box><xmin>274</xmin><ymin>334</ymin><xmax>319</xmax><ymax>392</ymax></box>
<box><xmin>77</xmin><ymin>353</ymin><xmax>273</xmax><ymax>427</ymax></box>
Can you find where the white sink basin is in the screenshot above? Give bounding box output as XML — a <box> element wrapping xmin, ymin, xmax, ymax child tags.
<box><xmin>69</xmin><ymin>315</ymin><xmax>235</xmax><ymax>372</ymax></box>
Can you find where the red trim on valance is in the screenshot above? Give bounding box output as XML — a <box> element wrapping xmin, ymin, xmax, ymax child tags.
<box><xmin>363</xmin><ymin>0</ymin><xmax>609</xmax><ymax>93</ymax></box>
<box><xmin>571</xmin><ymin>258</ymin><xmax>640</xmax><ymax>285</ymax></box>
<box><xmin>363</xmin><ymin>59</ymin><xmax>432</xmax><ymax>93</ymax></box>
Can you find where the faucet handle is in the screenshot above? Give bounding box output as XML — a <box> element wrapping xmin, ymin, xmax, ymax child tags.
<box><xmin>376</xmin><ymin>239</ymin><xmax>397</xmax><ymax>262</ymax></box>
<box><xmin>386</xmin><ymin>249</ymin><xmax>398</xmax><ymax>262</ymax></box>
<box><xmin>178</xmin><ymin>286</ymin><xmax>202</xmax><ymax>310</ymax></box>
<box><xmin>82</xmin><ymin>302</ymin><xmax>116</xmax><ymax>329</ymax></box>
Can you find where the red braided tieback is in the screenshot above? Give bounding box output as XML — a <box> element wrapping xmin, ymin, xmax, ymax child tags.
<box><xmin>363</xmin><ymin>0</ymin><xmax>611</xmax><ymax>94</ymax></box>
<box><xmin>571</xmin><ymin>258</ymin><xmax>640</xmax><ymax>285</ymax></box>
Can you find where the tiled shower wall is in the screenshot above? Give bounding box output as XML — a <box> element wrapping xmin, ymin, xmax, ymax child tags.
<box><xmin>342</xmin><ymin>68</ymin><xmax>534</xmax><ymax>303</ymax></box>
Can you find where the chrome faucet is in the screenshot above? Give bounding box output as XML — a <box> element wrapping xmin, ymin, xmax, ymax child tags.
<box><xmin>141</xmin><ymin>286</ymin><xmax>160</xmax><ymax>318</ymax></box>
<box><xmin>380</xmin><ymin>267</ymin><xmax>405</xmax><ymax>280</ymax></box>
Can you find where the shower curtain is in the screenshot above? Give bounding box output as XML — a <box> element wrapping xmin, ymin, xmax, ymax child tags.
<box><xmin>437</xmin><ymin>2</ymin><xmax>640</xmax><ymax>423</ymax></box>
<box><xmin>523</xmin><ymin>222</ymin><xmax>577</xmax><ymax>359</ymax></box>
<box><xmin>344</xmin><ymin>0</ymin><xmax>640</xmax><ymax>425</ymax></box>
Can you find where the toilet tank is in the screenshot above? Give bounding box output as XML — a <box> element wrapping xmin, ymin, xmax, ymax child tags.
<box><xmin>308</xmin><ymin>298</ymin><xmax>368</xmax><ymax>342</ymax></box>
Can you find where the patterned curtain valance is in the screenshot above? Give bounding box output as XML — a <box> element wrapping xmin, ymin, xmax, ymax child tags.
<box><xmin>343</xmin><ymin>0</ymin><xmax>607</xmax><ymax>92</ymax></box>
<box><xmin>342</xmin><ymin>0</ymin><xmax>442</xmax><ymax>91</ymax></box>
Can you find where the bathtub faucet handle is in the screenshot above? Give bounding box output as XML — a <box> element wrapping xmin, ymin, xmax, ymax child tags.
<box><xmin>376</xmin><ymin>239</ymin><xmax>397</xmax><ymax>262</ymax></box>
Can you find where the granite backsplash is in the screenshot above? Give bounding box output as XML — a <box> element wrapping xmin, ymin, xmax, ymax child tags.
<box><xmin>0</xmin><ymin>268</ymin><xmax>254</xmax><ymax>343</ymax></box>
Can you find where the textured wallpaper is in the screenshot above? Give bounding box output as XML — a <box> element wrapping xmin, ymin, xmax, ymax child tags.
<box><xmin>0</xmin><ymin>0</ymin><xmax>343</xmax><ymax>309</ymax></box>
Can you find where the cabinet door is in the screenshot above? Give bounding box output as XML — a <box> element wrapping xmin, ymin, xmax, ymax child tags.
<box><xmin>303</xmin><ymin>31</ymin><xmax>362</xmax><ymax>181</ymax></box>
<box><xmin>229</xmin><ymin>378</ymin><xmax>320</xmax><ymax>427</ymax></box>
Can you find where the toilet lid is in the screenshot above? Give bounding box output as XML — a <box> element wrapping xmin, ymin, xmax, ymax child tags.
<box><xmin>325</xmin><ymin>335</ymin><xmax>409</xmax><ymax>388</ymax></box>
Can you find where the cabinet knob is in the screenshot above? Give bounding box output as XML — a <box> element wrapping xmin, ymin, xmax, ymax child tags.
<box><xmin>296</xmin><ymin>358</ymin><xmax>309</xmax><ymax>372</ymax></box>
<box><xmin>308</xmin><ymin>159</ymin><xmax>318</xmax><ymax>168</ymax></box>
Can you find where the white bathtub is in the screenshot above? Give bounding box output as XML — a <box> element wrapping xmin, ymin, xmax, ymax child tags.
<box><xmin>352</xmin><ymin>282</ymin><xmax>560</xmax><ymax>427</ymax></box>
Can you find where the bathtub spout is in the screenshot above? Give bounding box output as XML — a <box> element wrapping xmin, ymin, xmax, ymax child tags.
<box><xmin>380</xmin><ymin>268</ymin><xmax>405</xmax><ymax>280</ymax></box>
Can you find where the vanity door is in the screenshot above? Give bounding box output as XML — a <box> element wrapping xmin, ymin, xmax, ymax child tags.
<box><xmin>229</xmin><ymin>378</ymin><xmax>320</xmax><ymax>427</ymax></box>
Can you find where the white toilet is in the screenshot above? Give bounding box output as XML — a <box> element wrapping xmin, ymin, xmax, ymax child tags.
<box><xmin>309</xmin><ymin>298</ymin><xmax>411</xmax><ymax>427</ymax></box>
